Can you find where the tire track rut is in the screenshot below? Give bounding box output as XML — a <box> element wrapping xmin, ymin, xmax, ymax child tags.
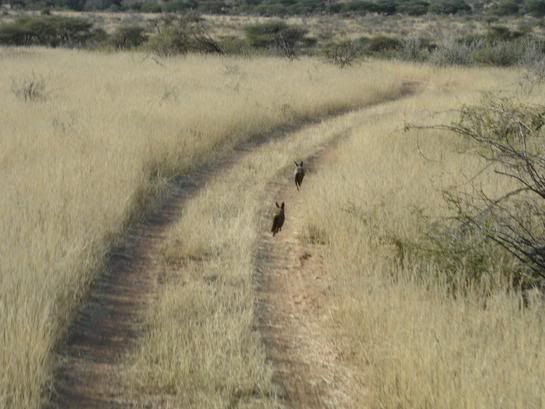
<box><xmin>254</xmin><ymin>132</ymin><xmax>360</xmax><ymax>409</ymax></box>
<box><xmin>252</xmin><ymin>81</ymin><xmax>422</xmax><ymax>409</ymax></box>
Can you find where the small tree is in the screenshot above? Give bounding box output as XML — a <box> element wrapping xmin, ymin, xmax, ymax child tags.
<box><xmin>413</xmin><ymin>96</ymin><xmax>545</xmax><ymax>285</ymax></box>
<box><xmin>244</xmin><ymin>21</ymin><xmax>308</xmax><ymax>59</ymax></box>
<box><xmin>145</xmin><ymin>16</ymin><xmax>223</xmax><ymax>56</ymax></box>
<box><xmin>145</xmin><ymin>27</ymin><xmax>190</xmax><ymax>56</ymax></box>
<box><xmin>109</xmin><ymin>26</ymin><xmax>147</xmax><ymax>49</ymax></box>
<box><xmin>325</xmin><ymin>40</ymin><xmax>360</xmax><ymax>68</ymax></box>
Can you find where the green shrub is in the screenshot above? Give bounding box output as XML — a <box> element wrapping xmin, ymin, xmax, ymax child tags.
<box><xmin>162</xmin><ymin>0</ymin><xmax>196</xmax><ymax>12</ymax></box>
<box><xmin>218</xmin><ymin>36</ymin><xmax>252</xmax><ymax>55</ymax></box>
<box><xmin>397</xmin><ymin>35</ymin><xmax>435</xmax><ymax>61</ymax></box>
<box><xmin>342</xmin><ymin>1</ymin><xmax>377</xmax><ymax>14</ymax></box>
<box><xmin>64</xmin><ymin>0</ymin><xmax>86</xmax><ymax>11</ymax></box>
<box><xmin>342</xmin><ymin>0</ymin><xmax>399</xmax><ymax>14</ymax></box>
<box><xmin>375</xmin><ymin>0</ymin><xmax>398</xmax><ymax>14</ymax></box>
<box><xmin>410</xmin><ymin>216</ymin><xmax>519</xmax><ymax>292</ymax></box>
<box><xmin>197</xmin><ymin>0</ymin><xmax>229</xmax><ymax>13</ymax></box>
<box><xmin>364</xmin><ymin>35</ymin><xmax>403</xmax><ymax>53</ymax></box>
<box><xmin>140</xmin><ymin>2</ymin><xmax>162</xmax><ymax>12</ymax></box>
<box><xmin>473</xmin><ymin>40</ymin><xmax>528</xmax><ymax>66</ymax></box>
<box><xmin>324</xmin><ymin>39</ymin><xmax>362</xmax><ymax>68</ymax></box>
<box><xmin>325</xmin><ymin>3</ymin><xmax>341</xmax><ymax>12</ymax></box>
<box><xmin>144</xmin><ymin>17</ymin><xmax>223</xmax><ymax>56</ymax></box>
<box><xmin>486</xmin><ymin>25</ymin><xmax>525</xmax><ymax>42</ymax></box>
<box><xmin>244</xmin><ymin>21</ymin><xmax>308</xmax><ymax>58</ymax></box>
<box><xmin>0</xmin><ymin>16</ymin><xmax>98</xmax><ymax>47</ymax></box>
<box><xmin>490</xmin><ymin>0</ymin><xmax>520</xmax><ymax>16</ymax></box>
<box><xmin>429</xmin><ymin>0</ymin><xmax>471</xmax><ymax>14</ymax></box>
<box><xmin>145</xmin><ymin>27</ymin><xmax>190</xmax><ymax>56</ymax></box>
<box><xmin>0</xmin><ymin>23</ymin><xmax>33</xmax><ymax>46</ymax></box>
<box><xmin>430</xmin><ymin>39</ymin><xmax>477</xmax><ymax>65</ymax></box>
<box><xmin>109</xmin><ymin>26</ymin><xmax>147</xmax><ymax>49</ymax></box>
<box><xmin>431</xmin><ymin>97</ymin><xmax>545</xmax><ymax>287</ymax></box>
<box><xmin>255</xmin><ymin>3</ymin><xmax>289</xmax><ymax>16</ymax></box>
<box><xmin>397</xmin><ymin>0</ymin><xmax>430</xmax><ymax>15</ymax></box>
<box><xmin>526</xmin><ymin>0</ymin><xmax>545</xmax><ymax>17</ymax></box>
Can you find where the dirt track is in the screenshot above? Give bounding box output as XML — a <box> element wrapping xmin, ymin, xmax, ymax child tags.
<box><xmin>47</xmin><ymin>115</ymin><xmax>359</xmax><ymax>408</ymax></box>
<box><xmin>47</xmin><ymin>84</ymin><xmax>418</xmax><ymax>408</ymax></box>
<box><xmin>254</xmin><ymin>134</ymin><xmax>364</xmax><ymax>409</ymax></box>
<box><xmin>253</xmin><ymin>81</ymin><xmax>420</xmax><ymax>408</ymax></box>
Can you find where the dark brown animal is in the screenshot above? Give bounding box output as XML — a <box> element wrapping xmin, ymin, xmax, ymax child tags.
<box><xmin>294</xmin><ymin>161</ymin><xmax>305</xmax><ymax>191</ymax></box>
<box><xmin>271</xmin><ymin>202</ymin><xmax>285</xmax><ymax>236</ymax></box>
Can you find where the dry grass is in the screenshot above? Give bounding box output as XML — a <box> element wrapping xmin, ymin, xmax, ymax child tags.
<box><xmin>0</xmin><ymin>47</ymin><xmax>405</xmax><ymax>409</ymax></box>
<box><xmin>125</xmin><ymin>62</ymin><xmax>545</xmax><ymax>409</ymax></box>
<box><xmin>125</xmin><ymin>66</ymin><xmax>409</xmax><ymax>407</ymax></box>
<box><xmin>5</xmin><ymin>42</ymin><xmax>544</xmax><ymax>409</ymax></box>
<box><xmin>298</xmin><ymin>65</ymin><xmax>545</xmax><ymax>408</ymax></box>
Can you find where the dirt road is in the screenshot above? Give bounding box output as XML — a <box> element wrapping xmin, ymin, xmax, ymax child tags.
<box><xmin>48</xmin><ymin>84</ymin><xmax>418</xmax><ymax>408</ymax></box>
<box><xmin>254</xmin><ymin>135</ymin><xmax>364</xmax><ymax>409</ymax></box>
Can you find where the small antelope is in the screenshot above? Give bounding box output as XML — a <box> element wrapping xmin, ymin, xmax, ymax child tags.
<box><xmin>294</xmin><ymin>161</ymin><xmax>305</xmax><ymax>191</ymax></box>
<box><xmin>271</xmin><ymin>202</ymin><xmax>285</xmax><ymax>236</ymax></box>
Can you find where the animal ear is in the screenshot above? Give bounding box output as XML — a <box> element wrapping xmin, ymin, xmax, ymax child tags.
<box><xmin>294</xmin><ymin>161</ymin><xmax>298</xmax><ymax>166</ymax></box>
<box><xmin>300</xmin><ymin>161</ymin><xmax>303</xmax><ymax>166</ymax></box>
<box><xmin>276</xmin><ymin>202</ymin><xmax>280</xmax><ymax>208</ymax></box>
<box><xmin>281</xmin><ymin>202</ymin><xmax>285</xmax><ymax>208</ymax></box>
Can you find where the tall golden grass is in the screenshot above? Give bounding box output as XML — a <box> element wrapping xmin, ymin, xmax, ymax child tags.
<box><xmin>299</xmin><ymin>65</ymin><xmax>545</xmax><ymax>408</ymax></box>
<box><xmin>125</xmin><ymin>92</ymin><xmax>400</xmax><ymax>406</ymax></box>
<box><xmin>0</xmin><ymin>47</ymin><xmax>404</xmax><ymax>409</ymax></box>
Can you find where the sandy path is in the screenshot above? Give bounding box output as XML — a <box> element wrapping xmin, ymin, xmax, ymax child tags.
<box><xmin>254</xmin><ymin>134</ymin><xmax>364</xmax><ymax>409</ymax></box>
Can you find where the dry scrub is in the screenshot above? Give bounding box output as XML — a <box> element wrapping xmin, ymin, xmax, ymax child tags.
<box><xmin>0</xmin><ymin>47</ymin><xmax>404</xmax><ymax>408</ymax></box>
<box><xmin>299</xmin><ymin>65</ymin><xmax>545</xmax><ymax>408</ymax></box>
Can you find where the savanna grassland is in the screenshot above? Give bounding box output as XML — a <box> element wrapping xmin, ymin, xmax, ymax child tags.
<box><xmin>2</xmin><ymin>11</ymin><xmax>545</xmax><ymax>408</ymax></box>
<box><xmin>124</xmin><ymin>80</ymin><xmax>403</xmax><ymax>407</ymax></box>
<box><xmin>0</xmin><ymin>48</ymin><xmax>406</xmax><ymax>408</ymax></box>
<box><xmin>128</xmin><ymin>60</ymin><xmax>545</xmax><ymax>409</ymax></box>
<box><xmin>298</xmin><ymin>66</ymin><xmax>545</xmax><ymax>407</ymax></box>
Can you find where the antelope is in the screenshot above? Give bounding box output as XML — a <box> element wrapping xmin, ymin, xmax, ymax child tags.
<box><xmin>271</xmin><ymin>202</ymin><xmax>285</xmax><ymax>236</ymax></box>
<box><xmin>294</xmin><ymin>161</ymin><xmax>305</xmax><ymax>191</ymax></box>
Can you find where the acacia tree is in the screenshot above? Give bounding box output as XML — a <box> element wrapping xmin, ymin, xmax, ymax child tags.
<box><xmin>325</xmin><ymin>40</ymin><xmax>360</xmax><ymax>68</ymax></box>
<box><xmin>420</xmin><ymin>97</ymin><xmax>545</xmax><ymax>283</ymax></box>
<box><xmin>244</xmin><ymin>21</ymin><xmax>308</xmax><ymax>59</ymax></box>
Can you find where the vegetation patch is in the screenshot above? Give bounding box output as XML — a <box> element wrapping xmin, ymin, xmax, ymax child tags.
<box><xmin>297</xmin><ymin>65</ymin><xmax>545</xmax><ymax>409</ymax></box>
<box><xmin>415</xmin><ymin>97</ymin><xmax>545</xmax><ymax>288</ymax></box>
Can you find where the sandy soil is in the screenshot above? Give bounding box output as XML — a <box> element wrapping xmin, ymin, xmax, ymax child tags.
<box><xmin>254</xmin><ymin>137</ymin><xmax>365</xmax><ymax>409</ymax></box>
